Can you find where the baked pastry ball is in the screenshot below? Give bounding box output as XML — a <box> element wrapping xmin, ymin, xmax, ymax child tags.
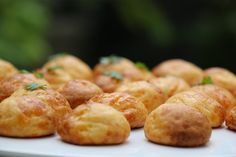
<box><xmin>57</xmin><ymin>102</ymin><xmax>130</xmax><ymax>145</ymax></box>
<box><xmin>41</xmin><ymin>54</ymin><xmax>92</xmax><ymax>89</ymax></box>
<box><xmin>148</xmin><ymin>76</ymin><xmax>190</xmax><ymax>98</ymax></box>
<box><xmin>204</xmin><ymin>67</ymin><xmax>236</xmax><ymax>97</ymax></box>
<box><xmin>134</xmin><ymin>62</ymin><xmax>155</xmax><ymax>80</ymax></box>
<box><xmin>43</xmin><ymin>54</ymin><xmax>92</xmax><ymax>80</ymax></box>
<box><xmin>0</xmin><ymin>59</ymin><xmax>18</xmax><ymax>82</ymax></box>
<box><xmin>225</xmin><ymin>106</ymin><xmax>236</xmax><ymax>131</ymax></box>
<box><xmin>167</xmin><ymin>90</ymin><xmax>225</xmax><ymax>128</ymax></box>
<box><xmin>0</xmin><ymin>95</ymin><xmax>55</xmax><ymax>137</ymax></box>
<box><xmin>0</xmin><ymin>73</ymin><xmax>49</xmax><ymax>102</ymax></box>
<box><xmin>90</xmin><ymin>92</ymin><xmax>148</xmax><ymax>128</ymax></box>
<box><xmin>138</xmin><ymin>69</ymin><xmax>154</xmax><ymax>80</ymax></box>
<box><xmin>152</xmin><ymin>59</ymin><xmax>204</xmax><ymax>86</ymax></box>
<box><xmin>12</xmin><ymin>83</ymin><xmax>72</xmax><ymax>122</ymax></box>
<box><xmin>144</xmin><ymin>103</ymin><xmax>212</xmax><ymax>147</ymax></box>
<box><xmin>93</xmin><ymin>71</ymin><xmax>126</xmax><ymax>93</ymax></box>
<box><xmin>191</xmin><ymin>84</ymin><xmax>236</xmax><ymax>113</ymax></box>
<box><xmin>58</xmin><ymin>80</ymin><xmax>103</xmax><ymax>109</ymax></box>
<box><xmin>40</xmin><ymin>67</ymin><xmax>73</xmax><ymax>90</ymax></box>
<box><xmin>116</xmin><ymin>81</ymin><xmax>166</xmax><ymax>113</ymax></box>
<box><xmin>94</xmin><ymin>55</ymin><xmax>144</xmax><ymax>81</ymax></box>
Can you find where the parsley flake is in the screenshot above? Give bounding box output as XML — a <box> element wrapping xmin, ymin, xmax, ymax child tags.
<box><xmin>200</xmin><ymin>76</ymin><xmax>213</xmax><ymax>85</ymax></box>
<box><xmin>19</xmin><ymin>69</ymin><xmax>30</xmax><ymax>74</ymax></box>
<box><xmin>100</xmin><ymin>55</ymin><xmax>123</xmax><ymax>64</ymax></box>
<box><xmin>47</xmin><ymin>66</ymin><xmax>64</xmax><ymax>72</ymax></box>
<box><xmin>135</xmin><ymin>62</ymin><xmax>149</xmax><ymax>71</ymax></box>
<box><xmin>104</xmin><ymin>71</ymin><xmax>124</xmax><ymax>80</ymax></box>
<box><xmin>33</xmin><ymin>72</ymin><xmax>44</xmax><ymax>78</ymax></box>
<box><xmin>48</xmin><ymin>52</ymin><xmax>68</xmax><ymax>60</ymax></box>
<box><xmin>25</xmin><ymin>83</ymin><xmax>47</xmax><ymax>91</ymax></box>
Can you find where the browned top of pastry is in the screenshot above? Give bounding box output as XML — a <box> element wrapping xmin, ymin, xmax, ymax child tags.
<box><xmin>59</xmin><ymin>80</ymin><xmax>103</xmax><ymax>108</ymax></box>
<box><xmin>152</xmin><ymin>59</ymin><xmax>203</xmax><ymax>85</ymax></box>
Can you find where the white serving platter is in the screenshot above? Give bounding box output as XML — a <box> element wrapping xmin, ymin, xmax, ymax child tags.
<box><xmin>0</xmin><ymin>126</ymin><xmax>235</xmax><ymax>157</ymax></box>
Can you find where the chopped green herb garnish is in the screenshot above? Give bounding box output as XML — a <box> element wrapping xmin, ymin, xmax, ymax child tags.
<box><xmin>33</xmin><ymin>72</ymin><xmax>44</xmax><ymax>78</ymax></box>
<box><xmin>99</xmin><ymin>55</ymin><xmax>123</xmax><ymax>64</ymax></box>
<box><xmin>135</xmin><ymin>62</ymin><xmax>149</xmax><ymax>71</ymax></box>
<box><xmin>48</xmin><ymin>52</ymin><xmax>68</xmax><ymax>60</ymax></box>
<box><xmin>25</xmin><ymin>83</ymin><xmax>47</xmax><ymax>91</ymax></box>
<box><xmin>19</xmin><ymin>69</ymin><xmax>30</xmax><ymax>74</ymax></box>
<box><xmin>104</xmin><ymin>71</ymin><xmax>124</xmax><ymax>80</ymax></box>
<box><xmin>47</xmin><ymin>66</ymin><xmax>64</xmax><ymax>72</ymax></box>
<box><xmin>200</xmin><ymin>76</ymin><xmax>213</xmax><ymax>85</ymax></box>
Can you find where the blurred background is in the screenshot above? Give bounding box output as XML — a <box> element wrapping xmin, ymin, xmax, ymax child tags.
<box><xmin>0</xmin><ymin>0</ymin><xmax>235</xmax><ymax>72</ymax></box>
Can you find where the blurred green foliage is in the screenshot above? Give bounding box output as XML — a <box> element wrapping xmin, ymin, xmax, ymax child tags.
<box><xmin>75</xmin><ymin>0</ymin><xmax>235</xmax><ymax>71</ymax></box>
<box><xmin>77</xmin><ymin>0</ymin><xmax>174</xmax><ymax>45</ymax></box>
<box><xmin>0</xmin><ymin>0</ymin><xmax>235</xmax><ymax>71</ymax></box>
<box><xmin>0</xmin><ymin>0</ymin><xmax>50</xmax><ymax>68</ymax></box>
<box><xmin>115</xmin><ymin>0</ymin><xmax>173</xmax><ymax>45</ymax></box>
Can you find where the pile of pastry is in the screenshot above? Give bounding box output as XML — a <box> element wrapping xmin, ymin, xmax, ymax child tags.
<box><xmin>0</xmin><ymin>53</ymin><xmax>235</xmax><ymax>147</ymax></box>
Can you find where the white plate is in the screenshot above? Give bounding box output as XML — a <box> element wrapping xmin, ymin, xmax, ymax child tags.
<box><xmin>0</xmin><ymin>127</ymin><xmax>235</xmax><ymax>157</ymax></box>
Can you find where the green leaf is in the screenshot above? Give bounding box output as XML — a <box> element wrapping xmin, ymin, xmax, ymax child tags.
<box><xmin>100</xmin><ymin>55</ymin><xmax>123</xmax><ymax>64</ymax></box>
<box><xmin>135</xmin><ymin>62</ymin><xmax>149</xmax><ymax>71</ymax></box>
<box><xmin>19</xmin><ymin>69</ymin><xmax>30</xmax><ymax>74</ymax></box>
<box><xmin>47</xmin><ymin>66</ymin><xmax>64</xmax><ymax>72</ymax></box>
<box><xmin>104</xmin><ymin>71</ymin><xmax>124</xmax><ymax>80</ymax></box>
<box><xmin>33</xmin><ymin>72</ymin><xmax>44</xmax><ymax>78</ymax></box>
<box><xmin>48</xmin><ymin>52</ymin><xmax>68</xmax><ymax>60</ymax></box>
<box><xmin>25</xmin><ymin>82</ymin><xmax>47</xmax><ymax>91</ymax></box>
<box><xmin>200</xmin><ymin>76</ymin><xmax>213</xmax><ymax>85</ymax></box>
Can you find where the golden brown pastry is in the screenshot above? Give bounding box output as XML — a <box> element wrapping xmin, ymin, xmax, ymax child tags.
<box><xmin>148</xmin><ymin>76</ymin><xmax>190</xmax><ymax>98</ymax></box>
<box><xmin>144</xmin><ymin>103</ymin><xmax>212</xmax><ymax>147</ymax></box>
<box><xmin>0</xmin><ymin>95</ymin><xmax>55</xmax><ymax>137</ymax></box>
<box><xmin>191</xmin><ymin>84</ymin><xmax>236</xmax><ymax>113</ymax></box>
<box><xmin>57</xmin><ymin>102</ymin><xmax>130</xmax><ymax>145</ymax></box>
<box><xmin>12</xmin><ymin>83</ymin><xmax>72</xmax><ymax>122</ymax></box>
<box><xmin>58</xmin><ymin>80</ymin><xmax>103</xmax><ymax>109</ymax></box>
<box><xmin>90</xmin><ymin>92</ymin><xmax>148</xmax><ymax>128</ymax></box>
<box><xmin>134</xmin><ymin>62</ymin><xmax>155</xmax><ymax>80</ymax></box>
<box><xmin>41</xmin><ymin>54</ymin><xmax>92</xmax><ymax>89</ymax></box>
<box><xmin>93</xmin><ymin>71</ymin><xmax>126</xmax><ymax>93</ymax></box>
<box><xmin>138</xmin><ymin>69</ymin><xmax>155</xmax><ymax>80</ymax></box>
<box><xmin>0</xmin><ymin>73</ymin><xmax>49</xmax><ymax>102</ymax></box>
<box><xmin>225</xmin><ymin>106</ymin><xmax>236</xmax><ymax>131</ymax></box>
<box><xmin>167</xmin><ymin>90</ymin><xmax>225</xmax><ymax>128</ymax></box>
<box><xmin>204</xmin><ymin>67</ymin><xmax>236</xmax><ymax>97</ymax></box>
<box><xmin>152</xmin><ymin>59</ymin><xmax>204</xmax><ymax>85</ymax></box>
<box><xmin>116</xmin><ymin>81</ymin><xmax>166</xmax><ymax>113</ymax></box>
<box><xmin>41</xmin><ymin>67</ymin><xmax>73</xmax><ymax>90</ymax></box>
<box><xmin>94</xmin><ymin>55</ymin><xmax>144</xmax><ymax>81</ymax></box>
<box><xmin>0</xmin><ymin>59</ymin><xmax>18</xmax><ymax>82</ymax></box>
